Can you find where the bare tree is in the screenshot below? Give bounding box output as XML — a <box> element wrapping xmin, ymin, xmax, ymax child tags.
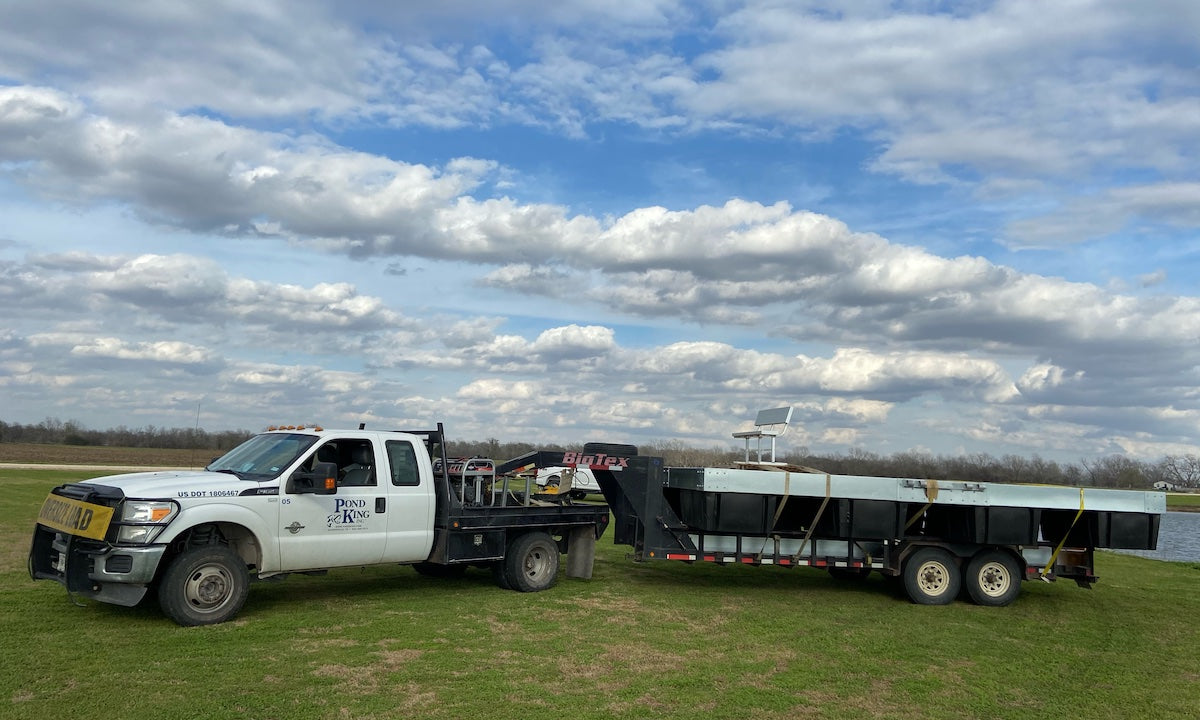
<box><xmin>1160</xmin><ymin>454</ymin><xmax>1200</xmax><ymax>488</ymax></box>
<box><xmin>1081</xmin><ymin>455</ymin><xmax>1148</xmax><ymax>488</ymax></box>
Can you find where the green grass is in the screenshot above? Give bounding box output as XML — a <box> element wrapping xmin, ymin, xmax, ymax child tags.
<box><xmin>3</xmin><ymin>469</ymin><xmax>1198</xmax><ymax>720</ymax></box>
<box><xmin>1166</xmin><ymin>493</ymin><xmax>1200</xmax><ymax>511</ymax></box>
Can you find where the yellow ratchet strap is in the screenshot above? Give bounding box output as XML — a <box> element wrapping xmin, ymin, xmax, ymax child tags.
<box><xmin>1041</xmin><ymin>488</ymin><xmax>1085</xmax><ymax>579</ymax></box>
<box><xmin>903</xmin><ymin>479</ymin><xmax>939</xmax><ymax>531</ymax></box>
<box><xmin>755</xmin><ymin>471</ymin><xmax>791</xmax><ymax>561</ymax></box>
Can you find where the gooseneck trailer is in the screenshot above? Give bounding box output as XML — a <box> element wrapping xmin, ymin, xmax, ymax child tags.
<box><xmin>505</xmin><ymin>445</ymin><xmax>1165</xmax><ymax>606</ymax></box>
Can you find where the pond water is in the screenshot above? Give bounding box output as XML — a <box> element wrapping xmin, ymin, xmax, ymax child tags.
<box><xmin>1113</xmin><ymin>511</ymin><xmax>1200</xmax><ymax>563</ymax></box>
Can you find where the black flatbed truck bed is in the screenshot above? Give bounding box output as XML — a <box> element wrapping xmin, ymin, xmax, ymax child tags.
<box><xmin>411</xmin><ymin>427</ymin><xmax>611</xmax><ymax>576</ymax></box>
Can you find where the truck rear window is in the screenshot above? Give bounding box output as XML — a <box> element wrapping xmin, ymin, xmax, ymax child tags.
<box><xmin>386</xmin><ymin>440</ymin><xmax>420</xmax><ymax>486</ymax></box>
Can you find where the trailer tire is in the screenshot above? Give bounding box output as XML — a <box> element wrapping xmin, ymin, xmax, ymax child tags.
<box><xmin>964</xmin><ymin>550</ymin><xmax>1022</xmax><ymax>607</ymax></box>
<box><xmin>903</xmin><ymin>548</ymin><xmax>960</xmax><ymax>605</ymax></box>
<box><xmin>504</xmin><ymin>532</ymin><xmax>559</xmax><ymax>592</ymax></box>
<box><xmin>158</xmin><ymin>545</ymin><xmax>249</xmax><ymax>626</ymax></box>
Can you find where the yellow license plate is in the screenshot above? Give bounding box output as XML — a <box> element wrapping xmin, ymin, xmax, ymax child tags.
<box><xmin>37</xmin><ymin>494</ymin><xmax>115</xmax><ymax>541</ymax></box>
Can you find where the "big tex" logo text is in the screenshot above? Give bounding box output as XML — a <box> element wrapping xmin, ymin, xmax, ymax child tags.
<box><xmin>561</xmin><ymin>452</ymin><xmax>629</xmax><ymax>469</ymax></box>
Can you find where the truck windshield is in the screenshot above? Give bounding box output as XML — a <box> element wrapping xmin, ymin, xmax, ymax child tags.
<box><xmin>207</xmin><ymin>433</ymin><xmax>318</xmax><ymax>480</ymax></box>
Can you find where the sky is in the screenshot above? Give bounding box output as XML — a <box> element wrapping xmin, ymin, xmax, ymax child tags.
<box><xmin>1</xmin><ymin>0</ymin><xmax>1199</xmax><ymax>462</ymax></box>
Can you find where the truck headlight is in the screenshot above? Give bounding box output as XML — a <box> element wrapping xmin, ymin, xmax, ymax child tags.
<box><xmin>117</xmin><ymin>501</ymin><xmax>178</xmax><ymax>544</ymax></box>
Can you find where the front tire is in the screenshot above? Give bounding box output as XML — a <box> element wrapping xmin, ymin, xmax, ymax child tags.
<box><xmin>504</xmin><ymin>532</ymin><xmax>559</xmax><ymax>592</ymax></box>
<box><xmin>903</xmin><ymin>548</ymin><xmax>960</xmax><ymax>605</ymax></box>
<box><xmin>964</xmin><ymin>550</ymin><xmax>1022</xmax><ymax>606</ymax></box>
<box><xmin>158</xmin><ymin>545</ymin><xmax>250</xmax><ymax>626</ymax></box>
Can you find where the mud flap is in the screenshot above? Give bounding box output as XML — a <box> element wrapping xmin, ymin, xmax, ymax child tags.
<box><xmin>565</xmin><ymin>525</ymin><xmax>596</xmax><ymax>579</ymax></box>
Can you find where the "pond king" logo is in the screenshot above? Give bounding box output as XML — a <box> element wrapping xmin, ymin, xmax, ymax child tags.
<box><xmin>327</xmin><ymin>498</ymin><xmax>370</xmax><ymax>529</ymax></box>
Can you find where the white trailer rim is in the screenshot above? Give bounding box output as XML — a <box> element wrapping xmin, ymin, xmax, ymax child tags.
<box><xmin>975</xmin><ymin>560</ymin><xmax>1013</xmax><ymax>597</ymax></box>
<box><xmin>916</xmin><ymin>559</ymin><xmax>953</xmax><ymax>596</ymax></box>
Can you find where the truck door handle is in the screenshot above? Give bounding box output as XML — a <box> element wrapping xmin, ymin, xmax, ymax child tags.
<box><xmin>376</xmin><ymin>498</ymin><xmax>386</xmax><ymax>513</ymax></box>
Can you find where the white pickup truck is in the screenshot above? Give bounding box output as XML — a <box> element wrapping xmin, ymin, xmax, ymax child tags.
<box><xmin>30</xmin><ymin>424</ymin><xmax>609</xmax><ymax>625</ymax></box>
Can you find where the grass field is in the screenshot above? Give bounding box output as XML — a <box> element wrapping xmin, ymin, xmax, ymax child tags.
<box><xmin>3</xmin><ymin>467</ymin><xmax>1198</xmax><ymax>720</ymax></box>
<box><xmin>1167</xmin><ymin>493</ymin><xmax>1200</xmax><ymax>511</ymax></box>
<box><xmin>0</xmin><ymin>443</ymin><xmax>204</xmax><ymax>467</ymax></box>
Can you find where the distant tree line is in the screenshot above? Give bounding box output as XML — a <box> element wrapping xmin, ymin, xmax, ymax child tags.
<box><xmin>0</xmin><ymin>418</ymin><xmax>252</xmax><ymax>452</ymax></box>
<box><xmin>4</xmin><ymin>418</ymin><xmax>1196</xmax><ymax>489</ymax></box>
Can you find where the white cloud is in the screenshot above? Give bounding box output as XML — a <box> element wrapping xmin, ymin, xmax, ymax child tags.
<box><xmin>67</xmin><ymin>337</ymin><xmax>215</xmax><ymax>365</ymax></box>
<box><xmin>2</xmin><ymin>0</ymin><xmax>1197</xmax><ymax>197</ymax></box>
<box><xmin>799</xmin><ymin>348</ymin><xmax>1018</xmax><ymax>402</ymax></box>
<box><xmin>1006</xmin><ymin>181</ymin><xmax>1200</xmax><ymax>247</ymax></box>
<box><xmin>2</xmin><ymin>2</ymin><xmax>1199</xmax><ymax>460</ymax></box>
<box><xmin>1138</xmin><ymin>270</ymin><xmax>1167</xmax><ymax>288</ymax></box>
<box><xmin>1018</xmin><ymin>364</ymin><xmax>1084</xmax><ymax>393</ymax></box>
<box><xmin>820</xmin><ymin>427</ymin><xmax>860</xmax><ymax>446</ymax></box>
<box><xmin>531</xmin><ymin>324</ymin><xmax>615</xmax><ymax>360</ymax></box>
<box><xmin>820</xmin><ymin>397</ymin><xmax>893</xmax><ymax>424</ymax></box>
<box><xmin>0</xmin><ymin>2</ymin><xmax>367</xmax><ymax>118</ymax></box>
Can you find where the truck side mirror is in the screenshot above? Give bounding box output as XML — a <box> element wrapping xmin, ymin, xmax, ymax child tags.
<box><xmin>287</xmin><ymin>462</ymin><xmax>339</xmax><ymax>495</ymax></box>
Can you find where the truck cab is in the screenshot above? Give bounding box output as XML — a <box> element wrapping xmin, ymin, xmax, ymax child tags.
<box><xmin>31</xmin><ymin>427</ymin><xmax>439</xmax><ymax>624</ymax></box>
<box><xmin>264</xmin><ymin>430</ymin><xmax>437</xmax><ymax>571</ymax></box>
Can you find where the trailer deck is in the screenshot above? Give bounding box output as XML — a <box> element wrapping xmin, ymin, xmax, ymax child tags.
<box><xmin>666</xmin><ymin>464</ymin><xmax>1163</xmax><ymax>549</ymax></box>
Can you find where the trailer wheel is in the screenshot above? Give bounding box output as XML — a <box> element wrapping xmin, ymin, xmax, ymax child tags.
<box><xmin>903</xmin><ymin>548</ymin><xmax>960</xmax><ymax>605</ymax></box>
<box><xmin>964</xmin><ymin>550</ymin><xmax>1021</xmax><ymax>606</ymax></box>
<box><xmin>504</xmin><ymin>532</ymin><xmax>559</xmax><ymax>592</ymax></box>
<box><xmin>158</xmin><ymin>545</ymin><xmax>249</xmax><ymax>626</ymax></box>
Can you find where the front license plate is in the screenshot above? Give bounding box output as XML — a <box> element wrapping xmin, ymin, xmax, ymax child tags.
<box><xmin>37</xmin><ymin>494</ymin><xmax>115</xmax><ymax>541</ymax></box>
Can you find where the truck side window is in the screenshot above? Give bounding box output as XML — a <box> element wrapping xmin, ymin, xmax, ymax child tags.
<box><xmin>386</xmin><ymin>440</ymin><xmax>420</xmax><ymax>486</ymax></box>
<box><xmin>308</xmin><ymin>442</ymin><xmax>339</xmax><ymax>471</ymax></box>
<box><xmin>339</xmin><ymin>441</ymin><xmax>376</xmax><ymax>487</ymax></box>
